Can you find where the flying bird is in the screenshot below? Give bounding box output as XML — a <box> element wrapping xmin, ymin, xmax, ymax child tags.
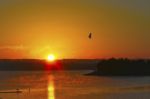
<box><xmin>88</xmin><ymin>32</ymin><xmax>92</xmax><ymax>39</ymax></box>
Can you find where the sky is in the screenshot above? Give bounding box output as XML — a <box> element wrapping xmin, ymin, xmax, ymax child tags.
<box><xmin>0</xmin><ymin>0</ymin><xmax>150</xmax><ymax>59</ymax></box>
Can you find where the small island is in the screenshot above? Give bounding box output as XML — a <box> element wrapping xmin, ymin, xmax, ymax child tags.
<box><xmin>87</xmin><ymin>58</ymin><xmax>150</xmax><ymax>76</ymax></box>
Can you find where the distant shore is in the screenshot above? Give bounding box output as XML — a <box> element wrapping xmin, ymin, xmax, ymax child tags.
<box><xmin>1</xmin><ymin>58</ymin><xmax>150</xmax><ymax>76</ymax></box>
<box><xmin>0</xmin><ymin>59</ymin><xmax>97</xmax><ymax>71</ymax></box>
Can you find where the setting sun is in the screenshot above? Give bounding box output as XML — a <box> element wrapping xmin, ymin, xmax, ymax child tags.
<box><xmin>47</xmin><ymin>54</ymin><xmax>56</xmax><ymax>62</ymax></box>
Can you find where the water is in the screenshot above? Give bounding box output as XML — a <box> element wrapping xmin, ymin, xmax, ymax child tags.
<box><xmin>0</xmin><ymin>71</ymin><xmax>150</xmax><ymax>99</ymax></box>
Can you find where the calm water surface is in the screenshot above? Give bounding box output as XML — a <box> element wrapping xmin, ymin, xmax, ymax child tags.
<box><xmin>0</xmin><ymin>71</ymin><xmax>150</xmax><ymax>99</ymax></box>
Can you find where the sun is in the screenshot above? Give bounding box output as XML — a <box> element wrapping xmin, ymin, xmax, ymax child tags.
<box><xmin>47</xmin><ymin>54</ymin><xmax>56</xmax><ymax>62</ymax></box>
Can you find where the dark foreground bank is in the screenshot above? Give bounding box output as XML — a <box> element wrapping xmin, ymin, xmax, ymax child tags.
<box><xmin>86</xmin><ymin>58</ymin><xmax>150</xmax><ymax>76</ymax></box>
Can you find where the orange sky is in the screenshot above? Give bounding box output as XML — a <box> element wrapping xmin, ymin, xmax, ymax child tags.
<box><xmin>0</xmin><ymin>0</ymin><xmax>150</xmax><ymax>59</ymax></box>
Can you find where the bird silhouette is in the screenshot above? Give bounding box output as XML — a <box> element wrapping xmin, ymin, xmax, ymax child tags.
<box><xmin>88</xmin><ymin>32</ymin><xmax>92</xmax><ymax>39</ymax></box>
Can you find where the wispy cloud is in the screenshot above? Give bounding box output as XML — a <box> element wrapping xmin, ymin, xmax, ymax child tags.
<box><xmin>0</xmin><ymin>45</ymin><xmax>26</xmax><ymax>50</ymax></box>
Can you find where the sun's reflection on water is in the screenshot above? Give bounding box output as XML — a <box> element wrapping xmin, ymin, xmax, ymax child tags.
<box><xmin>48</xmin><ymin>75</ymin><xmax>55</xmax><ymax>99</ymax></box>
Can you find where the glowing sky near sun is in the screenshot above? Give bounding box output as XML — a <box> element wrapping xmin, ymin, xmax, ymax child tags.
<box><xmin>0</xmin><ymin>0</ymin><xmax>150</xmax><ymax>59</ymax></box>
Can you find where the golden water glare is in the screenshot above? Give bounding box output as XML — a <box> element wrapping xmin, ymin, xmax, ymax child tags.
<box><xmin>48</xmin><ymin>75</ymin><xmax>55</xmax><ymax>99</ymax></box>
